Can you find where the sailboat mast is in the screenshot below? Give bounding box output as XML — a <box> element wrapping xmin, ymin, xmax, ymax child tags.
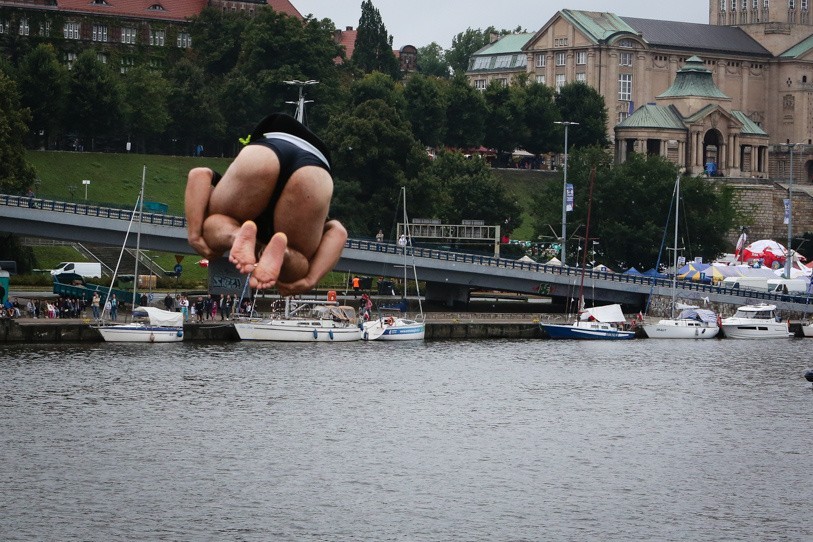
<box><xmin>133</xmin><ymin>165</ymin><xmax>145</xmax><ymax>308</ymax></box>
<box><xmin>402</xmin><ymin>186</ymin><xmax>408</xmax><ymax>297</ymax></box>
<box><xmin>671</xmin><ymin>174</ymin><xmax>679</xmax><ymax>319</ymax></box>
<box><xmin>577</xmin><ymin>167</ymin><xmax>596</xmax><ymax>309</ymax></box>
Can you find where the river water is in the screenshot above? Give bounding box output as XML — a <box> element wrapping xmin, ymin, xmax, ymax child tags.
<box><xmin>1</xmin><ymin>339</ymin><xmax>811</xmax><ymax>541</ymax></box>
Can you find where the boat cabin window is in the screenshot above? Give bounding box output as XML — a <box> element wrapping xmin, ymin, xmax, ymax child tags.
<box><xmin>734</xmin><ymin>309</ymin><xmax>775</xmax><ymax>319</ymax></box>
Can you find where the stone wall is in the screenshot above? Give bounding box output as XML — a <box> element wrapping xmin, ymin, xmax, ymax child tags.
<box><xmin>725</xmin><ymin>179</ymin><xmax>813</xmax><ymax>243</ymax></box>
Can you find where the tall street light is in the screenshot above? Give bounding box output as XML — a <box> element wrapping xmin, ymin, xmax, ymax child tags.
<box><xmin>284</xmin><ymin>79</ymin><xmax>318</xmax><ymax>123</ymax></box>
<box><xmin>554</xmin><ymin>121</ymin><xmax>578</xmax><ymax>265</ymax></box>
<box><xmin>785</xmin><ymin>143</ymin><xmax>802</xmax><ymax>279</ymax></box>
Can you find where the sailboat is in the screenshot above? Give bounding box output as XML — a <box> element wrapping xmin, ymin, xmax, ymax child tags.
<box><xmin>539</xmin><ymin>167</ymin><xmax>635</xmax><ymax>340</ymax></box>
<box><xmin>642</xmin><ymin>175</ymin><xmax>719</xmax><ymax>339</ymax></box>
<box><xmin>96</xmin><ymin>166</ymin><xmax>184</xmax><ymax>343</ymax></box>
<box><xmin>363</xmin><ymin>187</ymin><xmax>425</xmax><ymax>341</ymax></box>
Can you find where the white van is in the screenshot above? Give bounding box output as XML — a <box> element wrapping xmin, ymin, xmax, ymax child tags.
<box><xmin>767</xmin><ymin>278</ymin><xmax>810</xmax><ymax>295</ymax></box>
<box><xmin>50</xmin><ymin>262</ymin><xmax>102</xmax><ymax>278</ymax></box>
<box><xmin>722</xmin><ymin>276</ymin><xmax>769</xmax><ymax>291</ymax></box>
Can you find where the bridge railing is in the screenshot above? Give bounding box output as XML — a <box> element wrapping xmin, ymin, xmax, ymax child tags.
<box><xmin>4</xmin><ymin>195</ymin><xmax>805</xmax><ymax>306</ymax></box>
<box><xmin>346</xmin><ymin>238</ymin><xmax>799</xmax><ymax>305</ymax></box>
<box><xmin>0</xmin><ymin>194</ymin><xmax>187</xmax><ymax>228</ymax></box>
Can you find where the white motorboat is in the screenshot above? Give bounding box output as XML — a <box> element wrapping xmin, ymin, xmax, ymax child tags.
<box><xmin>234</xmin><ymin>299</ymin><xmax>362</xmax><ymax>342</ymax></box>
<box><xmin>98</xmin><ymin>307</ymin><xmax>184</xmax><ymax>342</ymax></box>
<box><xmin>642</xmin><ymin>306</ymin><xmax>720</xmax><ymax>339</ymax></box>
<box><xmin>541</xmin><ymin>304</ymin><xmax>635</xmax><ymax>340</ymax></box>
<box><xmin>720</xmin><ymin>303</ymin><xmax>791</xmax><ymax>339</ymax></box>
<box><xmin>363</xmin><ymin>315</ymin><xmax>425</xmax><ymax>341</ymax></box>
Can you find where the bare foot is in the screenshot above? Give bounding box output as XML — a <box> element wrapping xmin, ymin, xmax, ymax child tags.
<box><xmin>229</xmin><ymin>220</ymin><xmax>259</xmax><ymax>273</ymax></box>
<box><xmin>250</xmin><ymin>232</ymin><xmax>287</xmax><ymax>290</ymax></box>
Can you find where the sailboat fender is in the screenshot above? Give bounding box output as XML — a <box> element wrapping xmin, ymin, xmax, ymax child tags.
<box><xmin>363</xmin><ymin>331</ymin><xmax>369</xmax><ymax>341</ymax></box>
<box><xmin>313</xmin><ymin>329</ymin><xmax>318</xmax><ymax>339</ymax></box>
<box><xmin>329</xmin><ymin>330</ymin><xmax>334</xmax><ymax>340</ymax></box>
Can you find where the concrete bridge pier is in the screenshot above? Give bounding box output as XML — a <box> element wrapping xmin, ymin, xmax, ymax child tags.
<box><xmin>425</xmin><ymin>281</ymin><xmax>470</xmax><ymax>308</ymax></box>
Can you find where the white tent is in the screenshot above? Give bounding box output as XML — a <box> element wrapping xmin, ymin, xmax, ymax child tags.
<box><xmin>578</xmin><ymin>304</ymin><xmax>626</xmax><ymax>323</ymax></box>
<box><xmin>546</xmin><ymin>257</ymin><xmax>562</xmax><ymax>266</ymax></box>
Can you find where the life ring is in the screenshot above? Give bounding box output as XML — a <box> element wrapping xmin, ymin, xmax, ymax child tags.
<box><xmin>327</xmin><ymin>290</ymin><xmax>337</xmax><ymax>302</ymax></box>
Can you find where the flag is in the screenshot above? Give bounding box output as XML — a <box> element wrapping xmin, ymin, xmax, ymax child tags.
<box><xmin>566</xmin><ymin>183</ymin><xmax>574</xmax><ymax>212</ymax></box>
<box><xmin>734</xmin><ymin>232</ymin><xmax>747</xmax><ymax>257</ymax></box>
<box><xmin>783</xmin><ymin>199</ymin><xmax>790</xmax><ymax>225</ymax></box>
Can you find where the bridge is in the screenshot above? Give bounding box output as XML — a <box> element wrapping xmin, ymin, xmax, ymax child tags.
<box><xmin>1</xmin><ymin>194</ymin><xmax>811</xmax><ymax>313</ymax></box>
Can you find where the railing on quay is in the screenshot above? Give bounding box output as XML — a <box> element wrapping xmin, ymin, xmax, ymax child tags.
<box><xmin>3</xmin><ymin>194</ymin><xmax>806</xmax><ymax>306</ymax></box>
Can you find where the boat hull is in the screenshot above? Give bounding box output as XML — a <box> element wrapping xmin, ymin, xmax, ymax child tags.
<box><xmin>363</xmin><ymin>318</ymin><xmax>425</xmax><ymax>341</ymax></box>
<box><xmin>642</xmin><ymin>320</ymin><xmax>720</xmax><ymax>339</ymax></box>
<box><xmin>802</xmin><ymin>324</ymin><xmax>813</xmax><ymax>337</ymax></box>
<box><xmin>97</xmin><ymin>325</ymin><xmax>184</xmax><ymax>343</ymax></box>
<box><xmin>540</xmin><ymin>322</ymin><xmax>634</xmax><ymax>340</ymax></box>
<box><xmin>234</xmin><ymin>320</ymin><xmax>362</xmax><ymax>342</ymax></box>
<box><xmin>721</xmin><ymin>322</ymin><xmax>791</xmax><ymax>339</ymax></box>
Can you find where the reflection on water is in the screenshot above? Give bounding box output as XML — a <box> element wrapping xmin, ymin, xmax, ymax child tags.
<box><xmin>1</xmin><ymin>340</ymin><xmax>812</xmax><ymax>541</ymax></box>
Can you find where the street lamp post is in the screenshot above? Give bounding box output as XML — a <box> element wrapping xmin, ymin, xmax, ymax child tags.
<box><xmin>554</xmin><ymin>121</ymin><xmax>578</xmax><ymax>265</ymax></box>
<box><xmin>82</xmin><ymin>179</ymin><xmax>90</xmax><ymax>200</ymax></box>
<box><xmin>284</xmin><ymin>80</ymin><xmax>318</xmax><ymax>123</ymax></box>
<box><xmin>785</xmin><ymin>144</ymin><xmax>801</xmax><ymax>279</ymax></box>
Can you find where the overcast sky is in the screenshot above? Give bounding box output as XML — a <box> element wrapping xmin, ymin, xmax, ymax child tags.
<box><xmin>293</xmin><ymin>0</ymin><xmax>711</xmax><ymax>49</ymax></box>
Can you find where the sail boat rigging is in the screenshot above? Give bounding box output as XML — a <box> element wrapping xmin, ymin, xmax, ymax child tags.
<box><xmin>362</xmin><ymin>186</ymin><xmax>425</xmax><ymax>341</ymax></box>
<box><xmin>642</xmin><ymin>174</ymin><xmax>719</xmax><ymax>339</ymax></box>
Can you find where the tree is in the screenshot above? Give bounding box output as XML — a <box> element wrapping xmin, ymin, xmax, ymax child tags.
<box><xmin>166</xmin><ymin>58</ymin><xmax>226</xmax><ymax>155</ymax></box>
<box><xmin>403</xmin><ymin>74</ymin><xmax>447</xmax><ymax>148</ymax></box>
<box><xmin>532</xmin><ymin>150</ymin><xmax>738</xmax><ymax>269</ymax></box>
<box><xmin>350</xmin><ymin>71</ymin><xmax>404</xmax><ymax>110</ymax></box>
<box><xmin>430</xmin><ymin>150</ymin><xmax>522</xmax><ymax>234</ymax></box>
<box><xmin>444</xmin><ymin>74</ymin><xmax>486</xmax><ymax>148</ymax></box>
<box><xmin>16</xmin><ymin>44</ymin><xmax>68</xmax><ymax>150</ymax></box>
<box><xmin>352</xmin><ymin>0</ymin><xmax>400</xmax><ymax>79</ymax></box>
<box><xmin>517</xmin><ymin>82</ymin><xmax>560</xmax><ymax>155</ymax></box>
<box><xmin>0</xmin><ymin>71</ymin><xmax>36</xmax><ymax>194</ymax></box>
<box><xmin>417</xmin><ymin>42</ymin><xmax>450</xmax><ymax>78</ymax></box>
<box><xmin>446</xmin><ymin>27</ymin><xmax>497</xmax><ymax>74</ymax></box>
<box><xmin>121</xmin><ymin>66</ymin><xmax>171</xmax><ymax>153</ymax></box>
<box><xmin>483</xmin><ymin>81</ymin><xmax>526</xmax><ymax>163</ymax></box>
<box><xmin>555</xmin><ymin>82</ymin><xmax>609</xmax><ymax>148</ymax></box>
<box><xmin>321</xmin><ymin>99</ymin><xmax>430</xmax><ymax>235</ymax></box>
<box><xmin>188</xmin><ymin>8</ymin><xmax>249</xmax><ymax>76</ymax></box>
<box><xmin>65</xmin><ymin>50</ymin><xmax>124</xmax><ymax>151</ymax></box>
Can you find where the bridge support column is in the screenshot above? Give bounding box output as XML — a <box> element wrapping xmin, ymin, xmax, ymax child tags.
<box><xmin>425</xmin><ymin>281</ymin><xmax>470</xmax><ymax>308</ymax></box>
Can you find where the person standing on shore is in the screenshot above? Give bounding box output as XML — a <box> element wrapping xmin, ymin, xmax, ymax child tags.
<box><xmin>91</xmin><ymin>292</ymin><xmax>100</xmax><ymax>320</ymax></box>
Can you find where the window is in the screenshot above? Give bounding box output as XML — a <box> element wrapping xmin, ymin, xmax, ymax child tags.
<box><xmin>576</xmin><ymin>72</ymin><xmax>586</xmax><ymax>82</ymax></box>
<box><xmin>66</xmin><ymin>51</ymin><xmax>77</xmax><ymax>69</ymax></box>
<box><xmin>474</xmin><ymin>79</ymin><xmax>486</xmax><ymax>90</ymax></box>
<box><xmin>731</xmin><ymin>0</ymin><xmax>737</xmax><ymax>8</ymax></box>
<box><xmin>96</xmin><ymin>53</ymin><xmax>107</xmax><ymax>64</ymax></box>
<box><xmin>535</xmin><ymin>53</ymin><xmax>546</xmax><ymax>68</ymax></box>
<box><xmin>620</xmin><ymin>52</ymin><xmax>633</xmax><ymax>66</ymax></box>
<box><xmin>92</xmin><ymin>24</ymin><xmax>108</xmax><ymax>42</ymax></box>
<box><xmin>120</xmin><ymin>57</ymin><xmax>134</xmax><ymax>74</ymax></box>
<box><xmin>618</xmin><ymin>39</ymin><xmax>633</xmax><ymax>48</ymax></box>
<box><xmin>19</xmin><ymin>17</ymin><xmax>29</xmax><ymax>36</ymax></box>
<box><xmin>721</xmin><ymin>0</ymin><xmax>726</xmax><ymax>9</ymax></box>
<box><xmin>618</xmin><ymin>73</ymin><xmax>632</xmax><ymax>101</ymax></box>
<box><xmin>496</xmin><ymin>78</ymin><xmax>508</xmax><ymax>87</ymax></box>
<box><xmin>742</xmin><ymin>0</ymin><xmax>747</xmax><ymax>7</ymax></box>
<box><xmin>576</xmin><ymin>51</ymin><xmax>586</xmax><ymax>65</ymax></box>
<box><xmin>764</xmin><ymin>0</ymin><xmax>769</xmax><ymax>6</ymax></box>
<box><xmin>63</xmin><ymin>22</ymin><xmax>80</xmax><ymax>40</ymax></box>
<box><xmin>555</xmin><ymin>52</ymin><xmax>566</xmax><ymax>66</ymax></box>
<box><xmin>38</xmin><ymin>21</ymin><xmax>50</xmax><ymax>37</ymax></box>
<box><xmin>803</xmin><ymin>0</ymin><xmax>808</xmax><ymax>9</ymax></box>
<box><xmin>0</xmin><ymin>20</ymin><xmax>6</xmax><ymax>34</ymax></box>
<box><xmin>555</xmin><ymin>74</ymin><xmax>566</xmax><ymax>92</ymax></box>
<box><xmin>150</xmin><ymin>29</ymin><xmax>165</xmax><ymax>46</ymax></box>
<box><xmin>789</xmin><ymin>0</ymin><xmax>795</xmax><ymax>7</ymax></box>
<box><xmin>494</xmin><ymin>55</ymin><xmax>512</xmax><ymax>69</ymax></box>
<box><xmin>472</xmin><ymin>57</ymin><xmax>490</xmax><ymax>70</ymax></box>
<box><xmin>536</xmin><ymin>74</ymin><xmax>546</xmax><ymax>85</ymax></box>
<box><xmin>618</xmin><ymin>111</ymin><xmax>630</xmax><ymax>123</ymax></box>
<box><xmin>121</xmin><ymin>27</ymin><xmax>136</xmax><ymax>44</ymax></box>
<box><xmin>554</xmin><ymin>37</ymin><xmax>568</xmax><ymax>47</ymax></box>
<box><xmin>177</xmin><ymin>32</ymin><xmax>192</xmax><ymax>48</ymax></box>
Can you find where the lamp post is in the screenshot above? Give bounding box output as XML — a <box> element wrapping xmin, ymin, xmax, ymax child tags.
<box><xmin>554</xmin><ymin>121</ymin><xmax>578</xmax><ymax>265</ymax></box>
<box><xmin>785</xmin><ymin>144</ymin><xmax>802</xmax><ymax>279</ymax></box>
<box><xmin>284</xmin><ymin>79</ymin><xmax>318</xmax><ymax>123</ymax></box>
<box><xmin>82</xmin><ymin>179</ymin><xmax>90</xmax><ymax>200</ymax></box>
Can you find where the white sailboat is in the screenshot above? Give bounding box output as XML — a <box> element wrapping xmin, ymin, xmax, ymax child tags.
<box><xmin>233</xmin><ymin>298</ymin><xmax>362</xmax><ymax>342</ymax></box>
<box><xmin>643</xmin><ymin>175</ymin><xmax>720</xmax><ymax>339</ymax></box>
<box><xmin>96</xmin><ymin>166</ymin><xmax>184</xmax><ymax>343</ymax></box>
<box><xmin>363</xmin><ymin>186</ymin><xmax>425</xmax><ymax>341</ymax></box>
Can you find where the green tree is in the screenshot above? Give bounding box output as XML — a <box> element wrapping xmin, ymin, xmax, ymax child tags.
<box><xmin>483</xmin><ymin>81</ymin><xmax>526</xmax><ymax>162</ymax></box>
<box><xmin>532</xmin><ymin>150</ymin><xmax>738</xmax><ymax>269</ymax></box>
<box><xmin>417</xmin><ymin>42</ymin><xmax>450</xmax><ymax>78</ymax></box>
<box><xmin>517</xmin><ymin>82</ymin><xmax>560</xmax><ymax>155</ymax></box>
<box><xmin>0</xmin><ymin>71</ymin><xmax>36</xmax><ymax>194</ymax></box>
<box><xmin>322</xmin><ymin>99</ymin><xmax>430</xmax><ymax>235</ymax></box>
<box><xmin>350</xmin><ymin>71</ymin><xmax>404</xmax><ymax>109</ymax></box>
<box><xmin>555</xmin><ymin>82</ymin><xmax>609</xmax><ymax>148</ymax></box>
<box><xmin>430</xmin><ymin>150</ymin><xmax>522</xmax><ymax>234</ymax></box>
<box><xmin>403</xmin><ymin>74</ymin><xmax>447</xmax><ymax>147</ymax></box>
<box><xmin>16</xmin><ymin>44</ymin><xmax>68</xmax><ymax>149</ymax></box>
<box><xmin>121</xmin><ymin>66</ymin><xmax>171</xmax><ymax>153</ymax></box>
<box><xmin>444</xmin><ymin>74</ymin><xmax>486</xmax><ymax>148</ymax></box>
<box><xmin>446</xmin><ymin>27</ymin><xmax>498</xmax><ymax>74</ymax></box>
<box><xmin>352</xmin><ymin>0</ymin><xmax>400</xmax><ymax>78</ymax></box>
<box><xmin>65</xmin><ymin>50</ymin><xmax>124</xmax><ymax>151</ymax></box>
<box><xmin>166</xmin><ymin>58</ymin><xmax>226</xmax><ymax>155</ymax></box>
<box><xmin>188</xmin><ymin>8</ymin><xmax>249</xmax><ymax>76</ymax></box>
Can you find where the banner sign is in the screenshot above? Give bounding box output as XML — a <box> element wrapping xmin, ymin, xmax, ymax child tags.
<box><xmin>566</xmin><ymin>184</ymin><xmax>574</xmax><ymax>212</ymax></box>
<box><xmin>783</xmin><ymin>198</ymin><xmax>790</xmax><ymax>225</ymax></box>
